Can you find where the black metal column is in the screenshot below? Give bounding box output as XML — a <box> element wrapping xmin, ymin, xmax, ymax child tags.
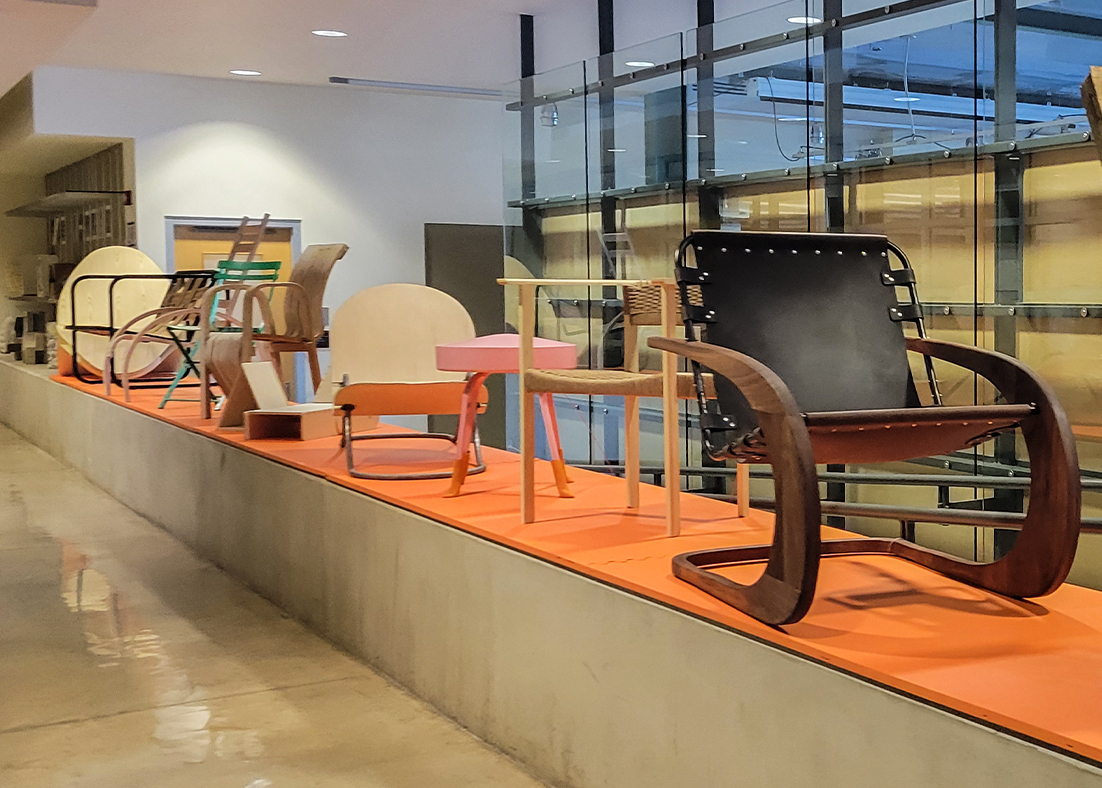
<box><xmin>822</xmin><ymin>0</ymin><xmax>848</xmax><ymax>529</ymax></box>
<box><xmin>598</xmin><ymin>0</ymin><xmax>617</xmax><ymax>284</ymax></box>
<box><xmin>696</xmin><ymin>0</ymin><xmax>721</xmax><ymax>230</ymax></box>
<box><xmin>518</xmin><ymin>15</ymin><xmax>544</xmax><ymax>274</ymax></box>
<box><xmin>823</xmin><ymin>0</ymin><xmax>845</xmax><ymax>234</ymax></box>
<box><xmin>597</xmin><ymin>0</ymin><xmax>620</xmax><ymax>463</ymax></box>
<box><xmin>991</xmin><ymin>0</ymin><xmax>1025</xmax><ymax>555</ymax></box>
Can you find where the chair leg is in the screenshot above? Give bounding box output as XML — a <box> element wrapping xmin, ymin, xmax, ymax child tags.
<box><xmin>307</xmin><ymin>347</ymin><xmax>322</xmax><ymax>392</ymax></box>
<box><xmin>736</xmin><ymin>463</ymin><xmax>751</xmax><ymax>518</ymax></box>
<box><xmin>538</xmin><ymin>393</ymin><xmax>573</xmax><ymax>499</ymax></box>
<box><xmin>652</xmin><ymin>337</ymin><xmax>822</xmax><ymax>625</ymax></box>
<box><xmin>624</xmin><ymin>395</ymin><xmax>640</xmax><ymax>509</ymax></box>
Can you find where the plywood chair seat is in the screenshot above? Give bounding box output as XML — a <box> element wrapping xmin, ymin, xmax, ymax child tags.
<box><xmin>652</xmin><ymin>230</ymin><xmax>1081</xmax><ymax>627</ymax></box>
<box><xmin>525</xmin><ymin>368</ymin><xmax>713</xmax><ymax>399</ymax></box>
<box><xmin>329</xmin><ymin>283</ymin><xmax>487</xmax><ymax>481</ymax></box>
<box><xmin>333</xmin><ymin>381</ymin><xmax>487</xmax><ymax>417</ymax></box>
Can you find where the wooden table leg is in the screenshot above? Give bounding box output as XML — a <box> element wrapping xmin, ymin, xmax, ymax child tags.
<box><xmin>538</xmin><ymin>393</ymin><xmax>573</xmax><ymax>498</ymax></box>
<box><xmin>661</xmin><ymin>283</ymin><xmax>681</xmax><ymax>537</ymax></box>
<box><xmin>445</xmin><ymin>374</ymin><xmax>486</xmax><ymax>498</ymax></box>
<box><xmin>519</xmin><ymin>284</ymin><xmax>536</xmax><ymax>523</ymax></box>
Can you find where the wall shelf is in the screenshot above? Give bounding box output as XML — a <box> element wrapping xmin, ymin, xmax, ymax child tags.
<box><xmin>5</xmin><ymin>190</ymin><xmax>130</xmax><ymax>218</ymax></box>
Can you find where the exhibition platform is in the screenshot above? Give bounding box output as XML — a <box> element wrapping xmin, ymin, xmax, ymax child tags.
<box><xmin>3</xmin><ymin>356</ymin><xmax>1102</xmax><ymax>788</ymax></box>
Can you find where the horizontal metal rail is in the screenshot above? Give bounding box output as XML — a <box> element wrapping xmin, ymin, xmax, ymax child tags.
<box><xmin>509</xmin><ymin>132</ymin><xmax>1093</xmax><ymax>211</ymax></box>
<box><xmin>572</xmin><ymin>464</ymin><xmax>1102</xmax><ymax>491</ymax></box>
<box><xmin>693</xmin><ymin>494</ymin><xmax>1102</xmax><ymax>533</ymax></box>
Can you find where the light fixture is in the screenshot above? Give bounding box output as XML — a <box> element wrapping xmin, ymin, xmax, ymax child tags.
<box><xmin>230</xmin><ymin>69</ymin><xmax>262</xmax><ymax>76</ymax></box>
<box><xmin>624</xmin><ymin>60</ymin><xmax>655</xmax><ymax>69</ymax></box>
<box><xmin>312</xmin><ymin>29</ymin><xmax>348</xmax><ymax>37</ymax></box>
<box><xmin>688</xmin><ymin>134</ymin><xmax>708</xmax><ymax>138</ymax></box>
<box><xmin>787</xmin><ymin>16</ymin><xmax>822</xmax><ymax>25</ymax></box>
<box><xmin>607</xmin><ymin>148</ymin><xmax>626</xmax><ymax>153</ymax></box>
<box><xmin>894</xmin><ymin>96</ymin><xmax>921</xmax><ymax>102</ymax></box>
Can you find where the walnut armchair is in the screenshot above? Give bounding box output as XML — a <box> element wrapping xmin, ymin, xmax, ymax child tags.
<box><xmin>650</xmin><ymin>231</ymin><xmax>1081</xmax><ymax>626</ymax></box>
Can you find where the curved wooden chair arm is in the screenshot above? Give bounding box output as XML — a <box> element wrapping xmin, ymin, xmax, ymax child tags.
<box><xmin>907</xmin><ymin>336</ymin><xmax>1081</xmax><ymax>596</ymax></box>
<box><xmin>649</xmin><ymin>336</ymin><xmax>821</xmax><ymax>625</ymax></box>
<box><xmin>240</xmin><ymin>282</ymin><xmax>315</xmax><ymax>356</ymax></box>
<box><xmin>197</xmin><ymin>283</ymin><xmax>254</xmax><ymax>345</ymax></box>
<box><xmin>649</xmin><ymin>335</ymin><xmax>1081</xmax><ymax>626</ymax></box>
<box><xmin>103</xmin><ymin>306</ymin><xmax>201</xmax><ymax>396</ymax></box>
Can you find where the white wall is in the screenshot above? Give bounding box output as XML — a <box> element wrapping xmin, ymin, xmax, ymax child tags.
<box><xmin>30</xmin><ymin>66</ymin><xmax>505</xmax><ymax>314</ymax></box>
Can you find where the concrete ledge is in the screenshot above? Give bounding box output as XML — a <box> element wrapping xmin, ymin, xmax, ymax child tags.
<box><xmin>2</xmin><ymin>358</ymin><xmax>1100</xmax><ymax>788</ymax></box>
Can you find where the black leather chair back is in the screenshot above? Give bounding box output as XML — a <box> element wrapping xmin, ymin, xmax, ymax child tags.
<box><xmin>678</xmin><ymin>231</ymin><xmax>921</xmax><ymax>441</ymax></box>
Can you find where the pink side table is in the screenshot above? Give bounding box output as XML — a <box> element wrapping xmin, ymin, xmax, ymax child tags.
<box><xmin>436</xmin><ymin>333</ymin><xmax>577</xmax><ymax>497</ymax></box>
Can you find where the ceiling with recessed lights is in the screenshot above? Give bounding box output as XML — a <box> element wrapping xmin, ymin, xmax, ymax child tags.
<box><xmin>39</xmin><ymin>0</ymin><xmax>594</xmax><ymax>90</ymax></box>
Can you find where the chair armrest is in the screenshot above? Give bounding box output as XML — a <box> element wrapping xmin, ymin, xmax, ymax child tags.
<box><xmin>241</xmin><ymin>281</ymin><xmax>314</xmax><ymax>341</ymax></box>
<box><xmin>648</xmin><ymin>336</ymin><xmax>816</xmax><ymax>468</ymax></box>
<box><xmin>197</xmin><ymin>283</ymin><xmax>254</xmax><ymax>349</ymax></box>
<box><xmin>906</xmin><ymin>336</ymin><xmax>1052</xmax><ymax>409</ymax></box>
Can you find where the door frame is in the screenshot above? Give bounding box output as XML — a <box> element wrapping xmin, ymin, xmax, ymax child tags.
<box><xmin>163</xmin><ymin>215</ymin><xmax>302</xmax><ymax>272</ymax></box>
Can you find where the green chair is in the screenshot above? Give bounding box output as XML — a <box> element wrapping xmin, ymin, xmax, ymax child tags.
<box><xmin>158</xmin><ymin>258</ymin><xmax>282</xmax><ymax>407</ymax></box>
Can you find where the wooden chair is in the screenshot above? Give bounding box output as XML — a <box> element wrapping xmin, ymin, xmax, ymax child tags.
<box><xmin>523</xmin><ymin>283</ymin><xmax>730</xmax><ymax>532</ymax></box>
<box><xmin>102</xmin><ymin>270</ymin><xmax>215</xmax><ymax>398</ymax></box>
<box><xmin>198</xmin><ymin>244</ymin><xmax>346</xmax><ymax>426</ymax></box>
<box><xmin>329</xmin><ymin>283</ymin><xmax>488</xmax><ymax>480</ymax></box>
<box><xmin>239</xmin><ymin>242</ymin><xmax>348</xmax><ymax>388</ymax></box>
<box><xmin>651</xmin><ymin>230</ymin><xmax>1081</xmax><ymax>626</ymax></box>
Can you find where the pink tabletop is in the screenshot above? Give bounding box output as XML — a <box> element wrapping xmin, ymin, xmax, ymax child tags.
<box><xmin>436</xmin><ymin>333</ymin><xmax>577</xmax><ymax>374</ymax></box>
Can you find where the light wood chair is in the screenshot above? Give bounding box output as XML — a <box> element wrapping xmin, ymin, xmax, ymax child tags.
<box><xmin>330</xmin><ymin>283</ymin><xmax>489</xmax><ymax>480</ymax></box>
<box><xmin>504</xmin><ymin>278</ymin><xmax>739</xmax><ymax>536</ymax></box>
<box><xmin>199</xmin><ymin>244</ymin><xmax>346</xmax><ymax>426</ymax></box>
<box><xmin>240</xmin><ymin>243</ymin><xmax>348</xmax><ymax>388</ymax></box>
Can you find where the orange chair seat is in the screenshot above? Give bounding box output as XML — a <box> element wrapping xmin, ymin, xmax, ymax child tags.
<box><xmin>333</xmin><ymin>381</ymin><xmax>487</xmax><ymax>417</ymax></box>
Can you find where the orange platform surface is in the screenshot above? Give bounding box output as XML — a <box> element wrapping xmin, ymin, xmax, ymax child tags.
<box><xmin>55</xmin><ymin>374</ymin><xmax>1102</xmax><ymax>765</ymax></box>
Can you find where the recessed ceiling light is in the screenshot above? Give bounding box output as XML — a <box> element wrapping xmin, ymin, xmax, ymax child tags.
<box><xmin>624</xmin><ymin>61</ymin><xmax>655</xmax><ymax>68</ymax></box>
<box><xmin>787</xmin><ymin>16</ymin><xmax>822</xmax><ymax>25</ymax></box>
<box><xmin>894</xmin><ymin>96</ymin><xmax>921</xmax><ymax>102</ymax></box>
<box><xmin>230</xmin><ymin>69</ymin><xmax>262</xmax><ymax>77</ymax></box>
<box><xmin>608</xmin><ymin>148</ymin><xmax>626</xmax><ymax>153</ymax></box>
<box><xmin>688</xmin><ymin>134</ymin><xmax>708</xmax><ymax>138</ymax></box>
<box><xmin>312</xmin><ymin>29</ymin><xmax>348</xmax><ymax>37</ymax></box>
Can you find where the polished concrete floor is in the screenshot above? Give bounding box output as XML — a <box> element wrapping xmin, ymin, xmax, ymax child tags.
<box><xmin>0</xmin><ymin>424</ymin><xmax>545</xmax><ymax>787</ymax></box>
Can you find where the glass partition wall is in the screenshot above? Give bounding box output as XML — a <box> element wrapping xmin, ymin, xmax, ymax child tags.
<box><xmin>504</xmin><ymin>0</ymin><xmax>1102</xmax><ymax>586</ymax></box>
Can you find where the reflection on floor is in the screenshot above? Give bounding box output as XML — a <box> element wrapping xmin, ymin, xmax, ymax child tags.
<box><xmin>0</xmin><ymin>424</ymin><xmax>544</xmax><ymax>788</ymax></box>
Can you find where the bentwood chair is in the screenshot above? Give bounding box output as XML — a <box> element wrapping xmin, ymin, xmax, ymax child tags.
<box><xmin>329</xmin><ymin>283</ymin><xmax>488</xmax><ymax>480</ymax></box>
<box><xmin>156</xmin><ymin>258</ymin><xmax>283</xmax><ymax>408</ymax></box>
<box><xmin>650</xmin><ymin>231</ymin><xmax>1081</xmax><ymax>626</ymax></box>
<box><xmin>198</xmin><ymin>244</ymin><xmax>346</xmax><ymax>427</ymax></box>
<box><xmin>102</xmin><ymin>270</ymin><xmax>216</xmax><ymax>398</ymax></box>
